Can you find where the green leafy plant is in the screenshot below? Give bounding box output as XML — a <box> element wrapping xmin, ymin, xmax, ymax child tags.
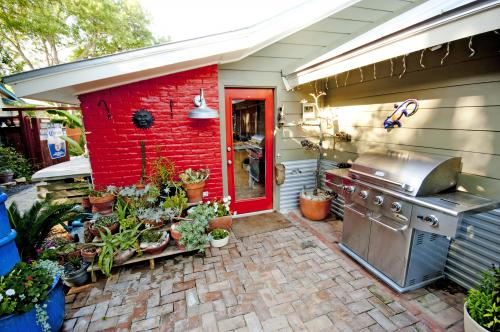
<box><xmin>179</xmin><ymin>168</ymin><xmax>210</xmax><ymax>184</ymax></box>
<box><xmin>177</xmin><ymin>219</ymin><xmax>209</xmax><ymax>253</ymax></box>
<box><xmin>149</xmin><ymin>155</ymin><xmax>176</xmax><ymax>188</ymax></box>
<box><xmin>134</xmin><ymin>207</ymin><xmax>177</xmax><ymax>225</ymax></box>
<box><xmin>163</xmin><ymin>190</ymin><xmax>188</xmax><ymax>217</ymax></box>
<box><xmin>0</xmin><ymin>145</ymin><xmax>33</xmax><ymax>179</ymax></box>
<box><xmin>466</xmin><ymin>264</ymin><xmax>500</xmax><ymax>331</ymax></box>
<box><xmin>210</xmin><ymin>228</ymin><xmax>228</xmax><ymax>240</ymax></box>
<box><xmin>97</xmin><ymin>223</ymin><xmax>142</xmax><ymax>277</ymax></box>
<box><xmin>187</xmin><ymin>203</ymin><xmax>216</xmax><ymax>223</ymax></box>
<box><xmin>0</xmin><ymin>168</ymin><xmax>13</xmax><ymax>174</ymax></box>
<box><xmin>94</xmin><ymin>214</ymin><xmax>119</xmax><ymax>228</ymax></box>
<box><xmin>207</xmin><ymin>197</ymin><xmax>231</xmax><ymax>217</ymax></box>
<box><xmin>8</xmin><ymin>200</ymin><xmax>81</xmax><ymax>260</ymax></box>
<box><xmin>140</xmin><ymin>229</ymin><xmax>162</xmax><ymax>243</ymax></box>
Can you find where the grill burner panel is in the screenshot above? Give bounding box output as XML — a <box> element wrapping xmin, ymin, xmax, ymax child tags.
<box><xmin>326</xmin><ymin>150</ymin><xmax>499</xmax><ymax>293</ymax></box>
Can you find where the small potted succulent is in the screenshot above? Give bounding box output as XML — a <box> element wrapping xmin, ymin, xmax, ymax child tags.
<box><xmin>207</xmin><ymin>196</ymin><xmax>232</xmax><ymax>231</ymax></box>
<box><xmin>62</xmin><ymin>256</ymin><xmax>89</xmax><ymax>287</ymax></box>
<box><xmin>209</xmin><ymin>228</ymin><xmax>229</xmax><ymax>248</ymax></box>
<box><xmin>176</xmin><ymin>218</ymin><xmax>209</xmax><ymax>253</ymax></box>
<box><xmin>163</xmin><ymin>190</ymin><xmax>188</xmax><ymax>217</ymax></box>
<box><xmin>89</xmin><ymin>214</ymin><xmax>119</xmax><ymax>236</ymax></box>
<box><xmin>0</xmin><ymin>168</ymin><xmax>14</xmax><ymax>184</ymax></box>
<box><xmin>134</xmin><ymin>207</ymin><xmax>177</xmax><ymax>228</ymax></box>
<box><xmin>88</xmin><ymin>187</ymin><xmax>115</xmax><ymax>215</ymax></box>
<box><xmin>139</xmin><ymin>228</ymin><xmax>170</xmax><ymax>255</ymax></box>
<box><xmin>80</xmin><ymin>244</ymin><xmax>99</xmax><ymax>263</ymax></box>
<box><xmin>179</xmin><ymin>168</ymin><xmax>210</xmax><ymax>203</ymax></box>
<box><xmin>464</xmin><ymin>265</ymin><xmax>499</xmax><ymax>332</ymax></box>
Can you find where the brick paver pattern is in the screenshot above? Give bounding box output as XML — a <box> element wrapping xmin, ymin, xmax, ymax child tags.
<box><xmin>63</xmin><ymin>223</ymin><xmax>439</xmax><ymax>331</ymax></box>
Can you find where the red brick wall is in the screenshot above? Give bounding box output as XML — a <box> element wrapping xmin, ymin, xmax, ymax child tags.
<box><xmin>79</xmin><ymin>65</ymin><xmax>222</xmax><ymax>199</ymax></box>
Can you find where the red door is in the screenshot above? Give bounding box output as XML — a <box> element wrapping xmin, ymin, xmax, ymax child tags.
<box><xmin>225</xmin><ymin>88</ymin><xmax>274</xmax><ymax>214</ymax></box>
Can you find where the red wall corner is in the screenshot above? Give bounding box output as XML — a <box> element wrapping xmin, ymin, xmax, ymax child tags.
<box><xmin>79</xmin><ymin>64</ymin><xmax>222</xmax><ymax>199</ymax></box>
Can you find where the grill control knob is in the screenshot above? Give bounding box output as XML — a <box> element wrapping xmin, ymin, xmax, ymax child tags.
<box><xmin>424</xmin><ymin>215</ymin><xmax>439</xmax><ymax>227</ymax></box>
<box><xmin>343</xmin><ymin>186</ymin><xmax>355</xmax><ymax>194</ymax></box>
<box><xmin>391</xmin><ymin>202</ymin><xmax>402</xmax><ymax>213</ymax></box>
<box><xmin>373</xmin><ymin>195</ymin><xmax>384</xmax><ymax>206</ymax></box>
<box><xmin>359</xmin><ymin>190</ymin><xmax>369</xmax><ymax>200</ymax></box>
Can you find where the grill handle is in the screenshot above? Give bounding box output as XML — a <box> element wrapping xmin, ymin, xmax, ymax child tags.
<box><xmin>350</xmin><ymin>169</ymin><xmax>413</xmax><ymax>192</ymax></box>
<box><xmin>345</xmin><ymin>205</ymin><xmax>366</xmax><ymax>218</ymax></box>
<box><xmin>369</xmin><ymin>216</ymin><xmax>408</xmax><ymax>232</ymax></box>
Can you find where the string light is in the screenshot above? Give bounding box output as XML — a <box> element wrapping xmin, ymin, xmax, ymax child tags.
<box><xmin>334</xmin><ymin>74</ymin><xmax>339</xmax><ymax>88</ymax></box>
<box><xmin>325</xmin><ymin>77</ymin><xmax>329</xmax><ymax>90</ymax></box>
<box><xmin>399</xmin><ymin>54</ymin><xmax>407</xmax><ymax>79</ymax></box>
<box><xmin>440</xmin><ymin>42</ymin><xmax>450</xmax><ymax>65</ymax></box>
<box><xmin>390</xmin><ymin>58</ymin><xmax>394</xmax><ymax>77</ymax></box>
<box><xmin>359</xmin><ymin>67</ymin><xmax>364</xmax><ymax>83</ymax></box>
<box><xmin>419</xmin><ymin>49</ymin><xmax>426</xmax><ymax>68</ymax></box>
<box><xmin>344</xmin><ymin>70</ymin><xmax>350</xmax><ymax>87</ymax></box>
<box><xmin>468</xmin><ymin>36</ymin><xmax>475</xmax><ymax>57</ymax></box>
<box><xmin>373</xmin><ymin>63</ymin><xmax>376</xmax><ymax>80</ymax></box>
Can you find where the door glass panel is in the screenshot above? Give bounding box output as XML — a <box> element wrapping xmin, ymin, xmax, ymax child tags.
<box><xmin>232</xmin><ymin>99</ymin><xmax>266</xmax><ymax>201</ymax></box>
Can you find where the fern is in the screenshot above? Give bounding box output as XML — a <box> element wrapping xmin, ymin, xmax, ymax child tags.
<box><xmin>8</xmin><ymin>200</ymin><xmax>81</xmax><ymax>260</ymax></box>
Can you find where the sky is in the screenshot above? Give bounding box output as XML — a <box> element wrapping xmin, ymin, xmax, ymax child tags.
<box><xmin>140</xmin><ymin>0</ymin><xmax>307</xmax><ymax>41</ymax></box>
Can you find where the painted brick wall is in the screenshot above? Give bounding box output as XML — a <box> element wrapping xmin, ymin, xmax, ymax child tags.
<box><xmin>79</xmin><ymin>65</ymin><xmax>222</xmax><ymax>199</ymax></box>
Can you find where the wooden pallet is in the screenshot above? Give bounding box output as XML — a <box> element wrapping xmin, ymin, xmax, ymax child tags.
<box><xmin>86</xmin><ymin>244</ymin><xmax>197</xmax><ymax>282</ymax></box>
<box><xmin>37</xmin><ymin>180</ymin><xmax>89</xmax><ymax>204</ymax></box>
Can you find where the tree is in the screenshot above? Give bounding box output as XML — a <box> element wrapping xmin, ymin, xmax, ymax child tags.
<box><xmin>0</xmin><ymin>0</ymin><xmax>159</xmax><ymax>75</ymax></box>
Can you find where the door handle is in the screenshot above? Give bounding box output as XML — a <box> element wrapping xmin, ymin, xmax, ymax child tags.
<box><xmin>369</xmin><ymin>216</ymin><xmax>408</xmax><ymax>232</ymax></box>
<box><xmin>345</xmin><ymin>205</ymin><xmax>366</xmax><ymax>218</ymax></box>
<box><xmin>227</xmin><ymin>147</ymin><xmax>232</xmax><ymax>152</ymax></box>
<box><xmin>227</xmin><ymin>160</ymin><xmax>232</xmax><ymax>165</ymax></box>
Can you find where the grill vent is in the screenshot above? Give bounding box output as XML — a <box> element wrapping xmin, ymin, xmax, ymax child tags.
<box><xmin>408</xmin><ymin>278</ymin><xmax>416</xmax><ymax>286</ymax></box>
<box><xmin>416</xmin><ymin>233</ymin><xmax>425</xmax><ymax>245</ymax></box>
<box><xmin>430</xmin><ymin>234</ymin><xmax>438</xmax><ymax>242</ymax></box>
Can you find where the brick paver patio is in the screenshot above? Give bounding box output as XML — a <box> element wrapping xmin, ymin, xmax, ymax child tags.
<box><xmin>63</xmin><ymin>215</ymin><xmax>464</xmax><ymax>331</ymax></box>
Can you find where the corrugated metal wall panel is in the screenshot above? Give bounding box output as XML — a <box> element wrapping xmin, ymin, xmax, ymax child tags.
<box><xmin>278</xmin><ymin>159</ymin><xmax>344</xmax><ymax>218</ymax></box>
<box><xmin>445</xmin><ymin>208</ymin><xmax>500</xmax><ymax>289</ymax></box>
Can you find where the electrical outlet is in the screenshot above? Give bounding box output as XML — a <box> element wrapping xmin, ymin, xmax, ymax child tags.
<box><xmin>202</xmin><ymin>191</ymin><xmax>208</xmax><ymax>198</ymax></box>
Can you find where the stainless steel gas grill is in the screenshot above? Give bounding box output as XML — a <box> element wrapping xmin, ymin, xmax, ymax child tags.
<box><xmin>325</xmin><ymin>150</ymin><xmax>498</xmax><ymax>292</ymax></box>
<box><xmin>247</xmin><ymin>134</ymin><xmax>265</xmax><ymax>183</ymax></box>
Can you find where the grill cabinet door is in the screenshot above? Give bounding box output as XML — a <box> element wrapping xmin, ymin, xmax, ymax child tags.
<box><xmin>342</xmin><ymin>205</ymin><xmax>371</xmax><ymax>260</ymax></box>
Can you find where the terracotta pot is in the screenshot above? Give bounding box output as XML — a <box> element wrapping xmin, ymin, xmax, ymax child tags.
<box><xmin>89</xmin><ymin>223</ymin><xmax>119</xmax><ymax>237</ymax></box>
<box><xmin>142</xmin><ymin>233</ymin><xmax>170</xmax><ymax>255</ymax></box>
<box><xmin>135</xmin><ymin>183</ymin><xmax>146</xmax><ymax>190</ymax></box>
<box><xmin>0</xmin><ymin>172</ymin><xmax>14</xmax><ymax>184</ymax></box>
<box><xmin>80</xmin><ymin>246</ymin><xmax>98</xmax><ymax>263</ymax></box>
<box><xmin>183</xmin><ymin>181</ymin><xmax>205</xmax><ymax>203</ymax></box>
<box><xmin>170</xmin><ymin>223</ymin><xmax>181</xmax><ymax>242</ymax></box>
<box><xmin>208</xmin><ymin>215</ymin><xmax>232</xmax><ymax>231</ymax></box>
<box><xmin>141</xmin><ymin>219</ymin><xmax>164</xmax><ymax>228</ymax></box>
<box><xmin>89</xmin><ymin>194</ymin><xmax>115</xmax><ymax>215</ymax></box>
<box><xmin>88</xmin><ymin>193</ymin><xmax>115</xmax><ymax>205</ymax></box>
<box><xmin>299</xmin><ymin>196</ymin><xmax>332</xmax><ymax>221</ymax></box>
<box><xmin>81</xmin><ymin>197</ymin><xmax>91</xmax><ymax>211</ymax></box>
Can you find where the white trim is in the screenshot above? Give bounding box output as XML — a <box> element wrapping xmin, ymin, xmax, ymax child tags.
<box><xmin>4</xmin><ymin>0</ymin><xmax>359</xmax><ymax>104</ymax></box>
<box><xmin>233</xmin><ymin>209</ymin><xmax>274</xmax><ymax>218</ymax></box>
<box><xmin>284</xmin><ymin>1</ymin><xmax>500</xmax><ymax>88</ymax></box>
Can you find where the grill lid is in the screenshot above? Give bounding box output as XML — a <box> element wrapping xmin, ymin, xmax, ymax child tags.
<box><xmin>349</xmin><ymin>150</ymin><xmax>461</xmax><ymax>196</ymax></box>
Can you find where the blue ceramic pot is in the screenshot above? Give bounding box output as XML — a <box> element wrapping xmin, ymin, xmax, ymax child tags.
<box><xmin>0</xmin><ymin>275</ymin><xmax>65</xmax><ymax>332</ymax></box>
<box><xmin>0</xmin><ymin>193</ymin><xmax>21</xmax><ymax>277</ymax></box>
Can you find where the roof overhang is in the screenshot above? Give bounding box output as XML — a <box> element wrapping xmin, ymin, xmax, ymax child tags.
<box><xmin>283</xmin><ymin>0</ymin><xmax>500</xmax><ymax>89</ymax></box>
<box><xmin>3</xmin><ymin>0</ymin><xmax>359</xmax><ymax>104</ymax></box>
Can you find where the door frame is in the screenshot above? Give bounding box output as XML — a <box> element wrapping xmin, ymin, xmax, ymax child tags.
<box><xmin>224</xmin><ymin>88</ymin><xmax>274</xmax><ymax>214</ymax></box>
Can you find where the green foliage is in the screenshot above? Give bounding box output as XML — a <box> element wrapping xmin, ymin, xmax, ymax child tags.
<box><xmin>140</xmin><ymin>228</ymin><xmax>162</xmax><ymax>243</ymax></box>
<box><xmin>8</xmin><ymin>200</ymin><xmax>80</xmax><ymax>260</ymax></box>
<box><xmin>94</xmin><ymin>214</ymin><xmax>119</xmax><ymax>228</ymax></box>
<box><xmin>466</xmin><ymin>265</ymin><xmax>500</xmax><ymax>331</ymax></box>
<box><xmin>210</xmin><ymin>229</ymin><xmax>228</xmax><ymax>240</ymax></box>
<box><xmin>97</xmin><ymin>223</ymin><xmax>142</xmax><ymax>277</ymax></box>
<box><xmin>179</xmin><ymin>168</ymin><xmax>210</xmax><ymax>184</ymax></box>
<box><xmin>177</xmin><ymin>219</ymin><xmax>209</xmax><ymax>253</ymax></box>
<box><xmin>163</xmin><ymin>190</ymin><xmax>188</xmax><ymax>217</ymax></box>
<box><xmin>149</xmin><ymin>155</ymin><xmax>176</xmax><ymax>188</ymax></box>
<box><xmin>0</xmin><ymin>261</ymin><xmax>53</xmax><ymax>316</ymax></box>
<box><xmin>0</xmin><ymin>145</ymin><xmax>33</xmax><ymax>179</ymax></box>
<box><xmin>187</xmin><ymin>203</ymin><xmax>216</xmax><ymax>223</ymax></box>
<box><xmin>0</xmin><ymin>0</ymin><xmax>159</xmax><ymax>75</ymax></box>
<box><xmin>46</xmin><ymin>109</ymin><xmax>83</xmax><ymax>129</ymax></box>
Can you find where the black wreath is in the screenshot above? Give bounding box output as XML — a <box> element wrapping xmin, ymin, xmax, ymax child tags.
<box><xmin>132</xmin><ymin>109</ymin><xmax>154</xmax><ymax>129</ymax></box>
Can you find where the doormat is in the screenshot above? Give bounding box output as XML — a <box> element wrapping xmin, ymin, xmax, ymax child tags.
<box><xmin>231</xmin><ymin>212</ymin><xmax>292</xmax><ymax>238</ymax></box>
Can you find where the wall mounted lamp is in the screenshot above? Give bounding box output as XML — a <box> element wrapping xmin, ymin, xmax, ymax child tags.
<box><xmin>188</xmin><ymin>89</ymin><xmax>218</xmax><ymax>119</ymax></box>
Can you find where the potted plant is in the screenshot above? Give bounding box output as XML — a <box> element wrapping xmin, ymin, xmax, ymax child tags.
<box><xmin>209</xmin><ymin>228</ymin><xmax>229</xmax><ymax>248</ymax></box>
<box><xmin>0</xmin><ymin>168</ymin><xmax>14</xmax><ymax>184</ymax></box>
<box><xmin>97</xmin><ymin>224</ymin><xmax>142</xmax><ymax>277</ymax></box>
<box><xmin>62</xmin><ymin>256</ymin><xmax>89</xmax><ymax>287</ymax></box>
<box><xmin>89</xmin><ymin>214</ymin><xmax>119</xmax><ymax>236</ymax></box>
<box><xmin>176</xmin><ymin>217</ymin><xmax>209</xmax><ymax>253</ymax></box>
<box><xmin>298</xmin><ymin>92</ymin><xmax>334</xmax><ymax>221</ymax></box>
<box><xmin>139</xmin><ymin>228</ymin><xmax>170</xmax><ymax>255</ymax></box>
<box><xmin>170</xmin><ymin>222</ymin><xmax>182</xmax><ymax>245</ymax></box>
<box><xmin>207</xmin><ymin>196</ymin><xmax>232</xmax><ymax>231</ymax></box>
<box><xmin>134</xmin><ymin>207</ymin><xmax>177</xmax><ymax>228</ymax></box>
<box><xmin>88</xmin><ymin>188</ymin><xmax>115</xmax><ymax>215</ymax></box>
<box><xmin>163</xmin><ymin>190</ymin><xmax>188</xmax><ymax>217</ymax></box>
<box><xmin>149</xmin><ymin>156</ymin><xmax>180</xmax><ymax>197</ymax></box>
<box><xmin>179</xmin><ymin>168</ymin><xmax>210</xmax><ymax>203</ymax></box>
<box><xmin>80</xmin><ymin>244</ymin><xmax>99</xmax><ymax>263</ymax></box>
<box><xmin>464</xmin><ymin>265</ymin><xmax>499</xmax><ymax>332</ymax></box>
<box><xmin>0</xmin><ymin>260</ymin><xmax>65</xmax><ymax>332</ymax></box>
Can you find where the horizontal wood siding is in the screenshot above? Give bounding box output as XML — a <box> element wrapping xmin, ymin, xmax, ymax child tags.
<box><xmin>323</xmin><ymin>33</ymin><xmax>500</xmax><ymax>198</ymax></box>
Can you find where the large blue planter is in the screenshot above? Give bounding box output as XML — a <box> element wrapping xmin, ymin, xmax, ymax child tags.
<box><xmin>0</xmin><ymin>275</ymin><xmax>65</xmax><ymax>332</ymax></box>
<box><xmin>0</xmin><ymin>193</ymin><xmax>21</xmax><ymax>276</ymax></box>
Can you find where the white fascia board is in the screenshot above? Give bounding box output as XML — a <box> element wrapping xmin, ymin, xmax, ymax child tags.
<box><xmin>5</xmin><ymin>0</ymin><xmax>359</xmax><ymax>102</ymax></box>
<box><xmin>283</xmin><ymin>0</ymin><xmax>477</xmax><ymax>76</ymax></box>
<box><xmin>284</xmin><ymin>1</ymin><xmax>500</xmax><ymax>89</ymax></box>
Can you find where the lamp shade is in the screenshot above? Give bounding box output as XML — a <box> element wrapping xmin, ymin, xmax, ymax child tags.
<box><xmin>188</xmin><ymin>89</ymin><xmax>219</xmax><ymax>119</ymax></box>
